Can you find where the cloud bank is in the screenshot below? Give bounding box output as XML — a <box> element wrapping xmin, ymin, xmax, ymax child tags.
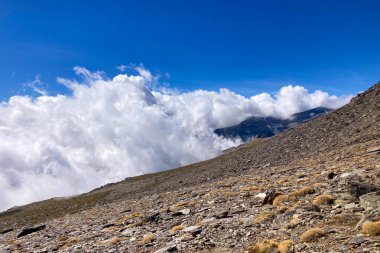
<box><xmin>0</xmin><ymin>67</ymin><xmax>352</xmax><ymax>211</ymax></box>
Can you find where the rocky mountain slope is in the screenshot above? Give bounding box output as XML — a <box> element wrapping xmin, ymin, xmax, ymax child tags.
<box><xmin>214</xmin><ymin>107</ymin><xmax>331</xmax><ymax>141</ymax></box>
<box><xmin>0</xmin><ymin>82</ymin><xmax>380</xmax><ymax>252</ymax></box>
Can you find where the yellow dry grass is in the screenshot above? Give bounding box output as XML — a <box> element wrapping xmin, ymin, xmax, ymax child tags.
<box><xmin>312</xmin><ymin>194</ymin><xmax>334</xmax><ymax>206</ymax></box>
<box><xmin>254</xmin><ymin>212</ymin><xmax>273</xmax><ymax>224</ymax></box>
<box><xmin>247</xmin><ymin>240</ymin><xmax>277</xmax><ymax>253</ymax></box>
<box><xmin>361</xmin><ymin>221</ymin><xmax>380</xmax><ymax>236</ymax></box>
<box><xmin>273</xmin><ymin>194</ymin><xmax>289</xmax><ymax>206</ymax></box>
<box><xmin>140</xmin><ymin>232</ymin><xmax>155</xmax><ymax>244</ymax></box>
<box><xmin>300</xmin><ymin>228</ymin><xmax>326</xmax><ymax>242</ymax></box>
<box><xmin>278</xmin><ymin>240</ymin><xmax>293</xmax><ymax>253</ymax></box>
<box><xmin>170</xmin><ymin>225</ymin><xmax>185</xmax><ymax>232</ymax></box>
<box><xmin>289</xmin><ymin>186</ymin><xmax>314</xmax><ymax>199</ymax></box>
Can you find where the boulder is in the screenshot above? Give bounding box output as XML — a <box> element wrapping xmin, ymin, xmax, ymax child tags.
<box><xmin>360</xmin><ymin>191</ymin><xmax>380</xmax><ymax>210</ymax></box>
<box><xmin>347</xmin><ymin>181</ymin><xmax>379</xmax><ymax>198</ymax></box>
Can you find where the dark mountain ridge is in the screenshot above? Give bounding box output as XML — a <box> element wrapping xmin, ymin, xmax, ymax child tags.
<box><xmin>214</xmin><ymin>107</ymin><xmax>332</xmax><ymax>141</ymax></box>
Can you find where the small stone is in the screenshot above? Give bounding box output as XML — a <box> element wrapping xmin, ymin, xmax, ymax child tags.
<box><xmin>201</xmin><ymin>217</ymin><xmax>216</xmax><ymax>224</ymax></box>
<box><xmin>352</xmin><ymin>236</ymin><xmax>365</xmax><ymax>245</ymax></box>
<box><xmin>121</xmin><ymin>229</ymin><xmax>133</xmax><ymax>236</ymax></box>
<box><xmin>214</xmin><ymin>210</ymin><xmax>229</xmax><ymax>219</ymax></box>
<box><xmin>343</xmin><ymin>203</ymin><xmax>358</xmax><ymax>210</ymax></box>
<box><xmin>179</xmin><ymin>208</ymin><xmax>191</xmax><ymax>215</ymax></box>
<box><xmin>255</xmin><ymin>192</ymin><xmax>266</xmax><ymax>199</ymax></box>
<box><xmin>144</xmin><ymin>212</ymin><xmax>160</xmax><ymax>222</ymax></box>
<box><xmin>183</xmin><ymin>226</ymin><xmax>202</xmax><ymax>234</ymax></box>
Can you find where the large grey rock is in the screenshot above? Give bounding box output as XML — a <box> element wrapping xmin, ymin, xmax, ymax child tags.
<box><xmin>359</xmin><ymin>191</ymin><xmax>380</xmax><ymax>210</ymax></box>
<box><xmin>347</xmin><ymin>181</ymin><xmax>379</xmax><ymax>198</ymax></box>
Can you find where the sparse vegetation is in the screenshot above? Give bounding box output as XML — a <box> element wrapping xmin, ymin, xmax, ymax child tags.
<box><xmin>322</xmin><ymin>214</ymin><xmax>360</xmax><ymax>227</ymax></box>
<box><xmin>225</xmin><ymin>191</ymin><xmax>237</xmax><ymax>198</ymax></box>
<box><xmin>300</xmin><ymin>228</ymin><xmax>326</xmax><ymax>242</ymax></box>
<box><xmin>140</xmin><ymin>232</ymin><xmax>155</xmax><ymax>244</ymax></box>
<box><xmin>170</xmin><ymin>225</ymin><xmax>184</xmax><ymax>232</ymax></box>
<box><xmin>101</xmin><ymin>237</ymin><xmax>120</xmax><ymax>245</ymax></box>
<box><xmin>278</xmin><ymin>240</ymin><xmax>293</xmax><ymax>253</ymax></box>
<box><xmin>273</xmin><ymin>194</ymin><xmax>289</xmax><ymax>206</ymax></box>
<box><xmin>254</xmin><ymin>212</ymin><xmax>273</xmax><ymax>224</ymax></box>
<box><xmin>361</xmin><ymin>221</ymin><xmax>380</xmax><ymax>236</ymax></box>
<box><xmin>126</xmin><ymin>221</ymin><xmax>144</xmax><ymax>228</ymax></box>
<box><xmin>312</xmin><ymin>194</ymin><xmax>334</xmax><ymax>206</ymax></box>
<box><xmin>0</xmin><ymin>191</ymin><xmax>110</xmax><ymax>232</ymax></box>
<box><xmin>176</xmin><ymin>201</ymin><xmax>188</xmax><ymax>207</ymax></box>
<box><xmin>240</xmin><ymin>186</ymin><xmax>259</xmax><ymax>192</ymax></box>
<box><xmin>120</xmin><ymin>212</ymin><xmax>142</xmax><ymax>222</ymax></box>
<box><xmin>290</xmin><ymin>214</ymin><xmax>300</xmax><ymax>225</ymax></box>
<box><xmin>247</xmin><ymin>240</ymin><xmax>277</xmax><ymax>253</ymax></box>
<box><xmin>289</xmin><ymin>186</ymin><xmax>314</xmax><ymax>199</ymax></box>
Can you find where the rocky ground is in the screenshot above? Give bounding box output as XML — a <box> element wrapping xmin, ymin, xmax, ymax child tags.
<box><xmin>0</xmin><ymin>139</ymin><xmax>379</xmax><ymax>252</ymax></box>
<box><xmin>1</xmin><ymin>82</ymin><xmax>380</xmax><ymax>253</ymax></box>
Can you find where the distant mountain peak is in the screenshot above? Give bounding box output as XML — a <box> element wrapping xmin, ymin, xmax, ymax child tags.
<box><xmin>214</xmin><ymin>107</ymin><xmax>332</xmax><ymax>141</ymax></box>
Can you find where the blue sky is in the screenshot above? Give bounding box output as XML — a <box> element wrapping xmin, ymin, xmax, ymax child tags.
<box><xmin>1</xmin><ymin>0</ymin><xmax>380</xmax><ymax>100</ymax></box>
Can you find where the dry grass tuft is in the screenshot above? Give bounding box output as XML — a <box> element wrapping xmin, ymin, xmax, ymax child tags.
<box><xmin>312</xmin><ymin>194</ymin><xmax>334</xmax><ymax>206</ymax></box>
<box><xmin>240</xmin><ymin>186</ymin><xmax>259</xmax><ymax>192</ymax></box>
<box><xmin>361</xmin><ymin>221</ymin><xmax>380</xmax><ymax>236</ymax></box>
<box><xmin>277</xmin><ymin>205</ymin><xmax>288</xmax><ymax>213</ymax></box>
<box><xmin>126</xmin><ymin>221</ymin><xmax>144</xmax><ymax>228</ymax></box>
<box><xmin>159</xmin><ymin>207</ymin><xmax>170</xmax><ymax>213</ymax></box>
<box><xmin>225</xmin><ymin>191</ymin><xmax>237</xmax><ymax>198</ymax></box>
<box><xmin>247</xmin><ymin>240</ymin><xmax>277</xmax><ymax>253</ymax></box>
<box><xmin>289</xmin><ymin>186</ymin><xmax>314</xmax><ymax>199</ymax></box>
<box><xmin>322</xmin><ymin>214</ymin><xmax>360</xmax><ymax>227</ymax></box>
<box><xmin>140</xmin><ymin>232</ymin><xmax>155</xmax><ymax>244</ymax></box>
<box><xmin>278</xmin><ymin>240</ymin><xmax>294</xmax><ymax>253</ymax></box>
<box><xmin>300</xmin><ymin>228</ymin><xmax>326</xmax><ymax>242</ymax></box>
<box><xmin>254</xmin><ymin>212</ymin><xmax>273</xmax><ymax>224</ymax></box>
<box><xmin>170</xmin><ymin>225</ymin><xmax>185</xmax><ymax>232</ymax></box>
<box><xmin>290</xmin><ymin>214</ymin><xmax>300</xmax><ymax>225</ymax></box>
<box><xmin>176</xmin><ymin>201</ymin><xmax>188</xmax><ymax>207</ymax></box>
<box><xmin>122</xmin><ymin>212</ymin><xmax>142</xmax><ymax>221</ymax></box>
<box><xmin>277</xmin><ymin>178</ymin><xmax>288</xmax><ymax>184</ymax></box>
<box><xmin>58</xmin><ymin>235</ymin><xmax>69</xmax><ymax>242</ymax></box>
<box><xmin>101</xmin><ymin>237</ymin><xmax>120</xmax><ymax>245</ymax></box>
<box><xmin>273</xmin><ymin>194</ymin><xmax>289</xmax><ymax>206</ymax></box>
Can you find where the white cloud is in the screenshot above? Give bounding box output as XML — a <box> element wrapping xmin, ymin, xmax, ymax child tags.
<box><xmin>0</xmin><ymin>68</ymin><xmax>352</xmax><ymax>211</ymax></box>
<box><xmin>116</xmin><ymin>64</ymin><xmax>127</xmax><ymax>72</ymax></box>
<box><xmin>135</xmin><ymin>65</ymin><xmax>153</xmax><ymax>82</ymax></box>
<box><xmin>24</xmin><ymin>75</ymin><xmax>47</xmax><ymax>96</ymax></box>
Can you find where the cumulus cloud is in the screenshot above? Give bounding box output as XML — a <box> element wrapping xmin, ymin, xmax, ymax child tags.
<box><xmin>0</xmin><ymin>67</ymin><xmax>352</xmax><ymax>211</ymax></box>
